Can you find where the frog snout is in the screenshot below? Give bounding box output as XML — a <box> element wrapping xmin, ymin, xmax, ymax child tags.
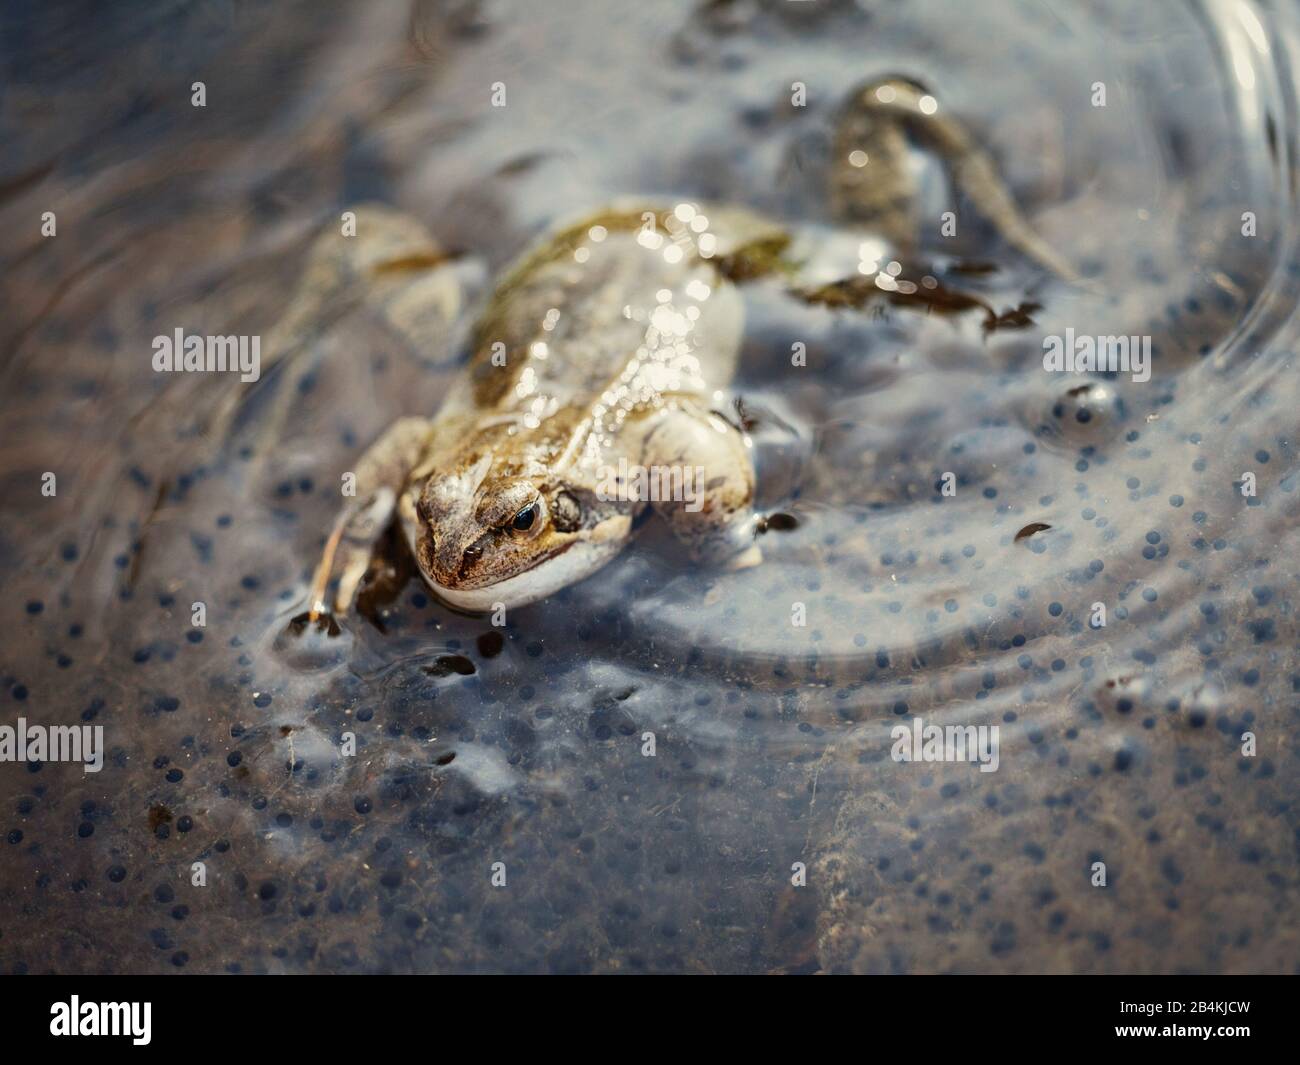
<box><xmin>425</xmin><ymin>528</ymin><xmax>492</xmax><ymax>587</ymax></box>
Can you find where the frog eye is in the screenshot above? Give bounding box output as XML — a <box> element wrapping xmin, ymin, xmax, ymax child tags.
<box><xmin>511</xmin><ymin>503</ymin><xmax>539</xmax><ymax>532</ymax></box>
<box><xmin>504</xmin><ymin>496</ymin><xmax>547</xmax><ymax>538</ymax></box>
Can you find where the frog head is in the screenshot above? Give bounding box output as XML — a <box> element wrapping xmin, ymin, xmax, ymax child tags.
<box><xmin>410</xmin><ymin>455</ymin><xmax>632</xmax><ymax>611</ymax></box>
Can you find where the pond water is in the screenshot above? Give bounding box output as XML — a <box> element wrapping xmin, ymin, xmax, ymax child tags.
<box><xmin>1</xmin><ymin>0</ymin><xmax>1297</xmax><ymax>973</ymax></box>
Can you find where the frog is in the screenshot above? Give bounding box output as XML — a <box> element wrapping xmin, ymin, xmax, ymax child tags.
<box><xmin>296</xmin><ymin>76</ymin><xmax>1075</xmax><ymax>621</ymax></box>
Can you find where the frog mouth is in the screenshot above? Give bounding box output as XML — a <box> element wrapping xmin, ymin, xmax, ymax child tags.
<box><xmin>520</xmin><ymin>538</ymin><xmax>578</xmax><ymax>573</ymax></box>
<box><xmin>432</xmin><ymin>534</ymin><xmax>578</xmax><ymax>592</ymax></box>
<box><xmin>426</xmin><ymin>529</ymin><xmax>626</xmax><ymax>611</ymax></box>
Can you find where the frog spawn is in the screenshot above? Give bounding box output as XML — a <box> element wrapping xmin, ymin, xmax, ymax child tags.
<box><xmin>1046</xmin><ymin>382</ymin><xmax>1125</xmax><ymax>444</ymax></box>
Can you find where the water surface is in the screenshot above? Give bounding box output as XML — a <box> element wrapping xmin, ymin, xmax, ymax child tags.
<box><xmin>1</xmin><ymin>0</ymin><xmax>1298</xmax><ymax>973</ymax></box>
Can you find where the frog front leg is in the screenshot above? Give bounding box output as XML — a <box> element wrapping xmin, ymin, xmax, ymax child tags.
<box><xmin>304</xmin><ymin>416</ymin><xmax>432</xmax><ymax>627</ymax></box>
<box><xmin>636</xmin><ymin>402</ymin><xmax>762</xmax><ymax>568</ymax></box>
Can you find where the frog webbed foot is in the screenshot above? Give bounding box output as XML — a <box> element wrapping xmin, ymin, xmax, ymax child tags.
<box><xmin>302</xmin><ymin>485</ymin><xmax>397</xmax><ymax>630</ymax></box>
<box><xmin>639</xmin><ymin>403</ymin><xmax>762</xmax><ymax>568</ymax></box>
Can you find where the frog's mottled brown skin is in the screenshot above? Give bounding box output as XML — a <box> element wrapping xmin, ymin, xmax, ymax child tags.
<box><xmin>303</xmin><ymin>77</ymin><xmax>1073</xmax><ymax>619</ymax></box>
<box><xmin>309</xmin><ymin>203</ymin><xmax>773</xmax><ymax>616</ymax></box>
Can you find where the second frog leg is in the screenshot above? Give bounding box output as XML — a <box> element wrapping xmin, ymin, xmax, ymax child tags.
<box><xmin>829</xmin><ymin>75</ymin><xmax>1079</xmax><ymax>283</ymax></box>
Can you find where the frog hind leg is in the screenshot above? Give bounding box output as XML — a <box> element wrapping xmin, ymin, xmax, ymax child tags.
<box><xmin>301</xmin><ymin>416</ymin><xmax>432</xmax><ymax>630</ymax></box>
<box><xmin>831</xmin><ymin>76</ymin><xmax>1079</xmax><ymax>283</ymax></box>
<box><xmin>217</xmin><ymin>204</ymin><xmax>462</xmax><ymax>463</ymax></box>
<box><xmin>638</xmin><ymin>403</ymin><xmax>762</xmax><ymax>569</ymax></box>
<box><xmin>830</xmin><ymin>81</ymin><xmax>920</xmax><ymax>252</ymax></box>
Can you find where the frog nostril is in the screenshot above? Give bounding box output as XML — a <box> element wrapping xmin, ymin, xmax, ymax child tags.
<box><xmin>458</xmin><ymin>541</ymin><xmax>484</xmax><ymax>579</ymax></box>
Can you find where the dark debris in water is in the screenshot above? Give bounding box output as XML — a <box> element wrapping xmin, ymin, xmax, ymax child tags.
<box><xmin>476</xmin><ymin>631</ymin><xmax>505</xmax><ymax>658</ymax></box>
<box><xmin>422</xmin><ymin>655</ymin><xmax>476</xmax><ymax>677</ymax></box>
<box><xmin>757</xmin><ymin>512</ymin><xmax>799</xmax><ymax>533</ymax></box>
<box><xmin>797</xmin><ymin>273</ymin><xmax>993</xmax><ymax>318</ymax></box>
<box><xmin>1014</xmin><ymin>522</ymin><xmax>1052</xmax><ymax>542</ymax></box>
<box><xmin>981</xmin><ymin>300</ymin><xmax>1042</xmax><ymax>336</ymax></box>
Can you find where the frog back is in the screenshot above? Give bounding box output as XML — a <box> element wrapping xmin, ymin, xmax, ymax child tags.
<box><xmin>461</xmin><ymin>206</ymin><xmax>763</xmax><ymax>418</ymax></box>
